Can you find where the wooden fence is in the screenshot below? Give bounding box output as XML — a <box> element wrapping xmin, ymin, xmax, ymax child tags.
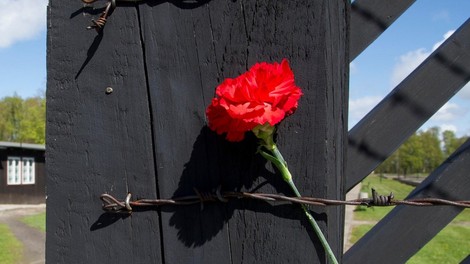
<box><xmin>346</xmin><ymin>1</ymin><xmax>470</xmax><ymax>263</ymax></box>
<box><xmin>47</xmin><ymin>1</ymin><xmax>347</xmax><ymax>263</ymax></box>
<box><xmin>46</xmin><ymin>0</ymin><xmax>469</xmax><ymax>263</ymax></box>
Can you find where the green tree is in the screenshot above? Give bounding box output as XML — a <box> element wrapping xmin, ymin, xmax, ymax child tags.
<box><xmin>399</xmin><ymin>133</ymin><xmax>425</xmax><ymax>175</ymax></box>
<box><xmin>0</xmin><ymin>95</ymin><xmax>23</xmax><ymax>142</ymax></box>
<box><xmin>419</xmin><ymin>127</ymin><xmax>443</xmax><ymax>173</ymax></box>
<box><xmin>0</xmin><ymin>95</ymin><xmax>46</xmax><ymax>144</ymax></box>
<box><xmin>375</xmin><ymin>150</ymin><xmax>399</xmax><ymax>175</ymax></box>
<box><xmin>442</xmin><ymin>130</ymin><xmax>468</xmax><ymax>158</ymax></box>
<box><xmin>19</xmin><ymin>97</ymin><xmax>46</xmax><ymax>144</ymax></box>
<box><xmin>376</xmin><ymin>127</ymin><xmax>469</xmax><ymax>175</ymax></box>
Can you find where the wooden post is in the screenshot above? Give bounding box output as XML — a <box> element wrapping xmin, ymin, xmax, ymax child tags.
<box><xmin>47</xmin><ymin>1</ymin><xmax>348</xmax><ymax>263</ymax></box>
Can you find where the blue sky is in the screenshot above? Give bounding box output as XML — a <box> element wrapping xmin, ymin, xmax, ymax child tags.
<box><xmin>0</xmin><ymin>0</ymin><xmax>469</xmax><ymax>136</ymax></box>
<box><xmin>0</xmin><ymin>0</ymin><xmax>47</xmax><ymax>98</ymax></box>
<box><xmin>350</xmin><ymin>1</ymin><xmax>470</xmax><ymax>137</ymax></box>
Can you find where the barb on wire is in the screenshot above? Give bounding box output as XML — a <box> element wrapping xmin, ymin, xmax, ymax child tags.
<box><xmin>82</xmin><ymin>0</ymin><xmax>147</xmax><ymax>32</ymax></box>
<box><xmin>100</xmin><ymin>187</ymin><xmax>470</xmax><ymax>214</ymax></box>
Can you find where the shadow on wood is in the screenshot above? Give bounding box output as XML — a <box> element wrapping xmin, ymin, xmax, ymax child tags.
<box><xmin>90</xmin><ymin>212</ymin><xmax>130</xmax><ymax>231</ymax></box>
<box><xmin>166</xmin><ymin>126</ymin><xmax>327</xmax><ymax>248</ymax></box>
<box><xmin>75</xmin><ymin>33</ymin><xmax>104</xmax><ymax>79</ymax></box>
<box><xmin>87</xmin><ymin>125</ymin><xmax>329</xmax><ymax>251</ymax></box>
<box><xmin>146</xmin><ymin>0</ymin><xmax>212</xmax><ymax>9</ymax></box>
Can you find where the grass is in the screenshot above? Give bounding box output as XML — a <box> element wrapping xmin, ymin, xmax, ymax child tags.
<box><xmin>453</xmin><ymin>209</ymin><xmax>470</xmax><ymax>223</ymax></box>
<box><xmin>354</xmin><ymin>175</ymin><xmax>414</xmax><ymax>221</ymax></box>
<box><xmin>0</xmin><ymin>224</ymin><xmax>23</xmax><ymax>264</ymax></box>
<box><xmin>408</xmin><ymin>225</ymin><xmax>470</xmax><ymax>263</ymax></box>
<box><xmin>350</xmin><ymin>224</ymin><xmax>470</xmax><ymax>263</ymax></box>
<box><xmin>359</xmin><ymin>174</ymin><xmax>414</xmax><ymax>199</ymax></box>
<box><xmin>349</xmin><ymin>224</ymin><xmax>374</xmax><ymax>244</ymax></box>
<box><xmin>20</xmin><ymin>212</ymin><xmax>46</xmax><ymax>232</ymax></box>
<box><xmin>349</xmin><ymin>174</ymin><xmax>470</xmax><ymax>263</ymax></box>
<box><xmin>355</xmin><ymin>174</ymin><xmax>470</xmax><ymax>223</ymax></box>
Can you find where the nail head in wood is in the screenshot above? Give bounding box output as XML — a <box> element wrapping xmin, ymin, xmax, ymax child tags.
<box><xmin>105</xmin><ymin>87</ymin><xmax>113</xmax><ymax>94</ymax></box>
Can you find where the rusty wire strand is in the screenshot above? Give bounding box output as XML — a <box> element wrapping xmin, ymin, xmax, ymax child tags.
<box><xmin>85</xmin><ymin>0</ymin><xmax>113</xmax><ymax>32</ymax></box>
<box><xmin>100</xmin><ymin>188</ymin><xmax>470</xmax><ymax>213</ymax></box>
<box><xmin>82</xmin><ymin>0</ymin><xmax>145</xmax><ymax>3</ymax></box>
<box><xmin>83</xmin><ymin>0</ymin><xmax>148</xmax><ymax>31</ymax></box>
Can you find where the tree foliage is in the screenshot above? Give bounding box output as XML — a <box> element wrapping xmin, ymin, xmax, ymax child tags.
<box><xmin>0</xmin><ymin>95</ymin><xmax>46</xmax><ymax>144</ymax></box>
<box><xmin>376</xmin><ymin>127</ymin><xmax>468</xmax><ymax>175</ymax></box>
<box><xmin>442</xmin><ymin>130</ymin><xmax>467</xmax><ymax>157</ymax></box>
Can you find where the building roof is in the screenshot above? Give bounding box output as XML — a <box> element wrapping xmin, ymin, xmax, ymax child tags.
<box><xmin>0</xmin><ymin>141</ymin><xmax>45</xmax><ymax>151</ymax></box>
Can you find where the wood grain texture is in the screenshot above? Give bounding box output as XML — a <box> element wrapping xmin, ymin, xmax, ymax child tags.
<box><xmin>350</xmin><ymin>0</ymin><xmax>415</xmax><ymax>60</ymax></box>
<box><xmin>344</xmin><ymin>139</ymin><xmax>470</xmax><ymax>264</ymax></box>
<box><xmin>139</xmin><ymin>1</ymin><xmax>347</xmax><ymax>263</ymax></box>
<box><xmin>47</xmin><ymin>1</ymin><xmax>348</xmax><ymax>263</ymax></box>
<box><xmin>347</xmin><ymin>18</ymin><xmax>470</xmax><ymax>191</ymax></box>
<box><xmin>46</xmin><ymin>2</ymin><xmax>162</xmax><ymax>263</ymax></box>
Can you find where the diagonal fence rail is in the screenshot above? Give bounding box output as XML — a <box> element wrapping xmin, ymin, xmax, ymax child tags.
<box><xmin>347</xmin><ymin>1</ymin><xmax>470</xmax><ymax>262</ymax></box>
<box><xmin>347</xmin><ymin>17</ymin><xmax>470</xmax><ymax>191</ymax></box>
<box><xmin>345</xmin><ymin>139</ymin><xmax>470</xmax><ymax>263</ymax></box>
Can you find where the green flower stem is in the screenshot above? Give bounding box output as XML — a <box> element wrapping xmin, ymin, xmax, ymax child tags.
<box><xmin>285</xmin><ymin>179</ymin><xmax>339</xmax><ymax>264</ymax></box>
<box><xmin>263</xmin><ymin>145</ymin><xmax>339</xmax><ymax>264</ymax></box>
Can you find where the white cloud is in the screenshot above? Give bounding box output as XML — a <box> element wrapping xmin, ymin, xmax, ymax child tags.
<box><xmin>431</xmin><ymin>102</ymin><xmax>462</xmax><ymax>122</ymax></box>
<box><xmin>432</xmin><ymin>30</ymin><xmax>455</xmax><ymax>51</ymax></box>
<box><xmin>390</xmin><ymin>30</ymin><xmax>455</xmax><ymax>88</ymax></box>
<box><xmin>439</xmin><ymin>124</ymin><xmax>457</xmax><ymax>133</ymax></box>
<box><xmin>348</xmin><ymin>96</ymin><xmax>382</xmax><ymax>128</ymax></box>
<box><xmin>350</xmin><ymin>62</ymin><xmax>358</xmax><ymax>75</ymax></box>
<box><xmin>0</xmin><ymin>0</ymin><xmax>48</xmax><ymax>48</ymax></box>
<box><xmin>391</xmin><ymin>48</ymin><xmax>429</xmax><ymax>87</ymax></box>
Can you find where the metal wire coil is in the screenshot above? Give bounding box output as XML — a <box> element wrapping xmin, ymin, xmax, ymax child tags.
<box><xmin>100</xmin><ymin>188</ymin><xmax>470</xmax><ymax>214</ymax></box>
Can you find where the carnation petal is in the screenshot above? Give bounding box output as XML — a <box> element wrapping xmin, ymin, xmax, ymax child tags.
<box><xmin>262</xmin><ymin>105</ymin><xmax>286</xmax><ymax>125</ymax></box>
<box><xmin>206</xmin><ymin>59</ymin><xmax>303</xmax><ymax>142</ymax></box>
<box><xmin>225</xmin><ymin>131</ymin><xmax>246</xmax><ymax>142</ymax></box>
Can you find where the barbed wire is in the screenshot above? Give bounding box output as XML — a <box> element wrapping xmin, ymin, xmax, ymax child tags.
<box><xmin>100</xmin><ymin>188</ymin><xmax>470</xmax><ymax>214</ymax></box>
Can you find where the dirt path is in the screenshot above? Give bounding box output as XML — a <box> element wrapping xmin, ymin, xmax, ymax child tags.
<box><xmin>343</xmin><ymin>183</ymin><xmax>362</xmax><ymax>252</ymax></box>
<box><xmin>0</xmin><ymin>206</ymin><xmax>45</xmax><ymax>264</ymax></box>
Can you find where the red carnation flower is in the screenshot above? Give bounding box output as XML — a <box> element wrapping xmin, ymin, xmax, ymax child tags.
<box><xmin>206</xmin><ymin>59</ymin><xmax>303</xmax><ymax>141</ymax></box>
<box><xmin>205</xmin><ymin>59</ymin><xmax>337</xmax><ymax>263</ymax></box>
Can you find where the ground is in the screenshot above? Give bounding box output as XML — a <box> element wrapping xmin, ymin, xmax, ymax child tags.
<box><xmin>343</xmin><ymin>183</ymin><xmax>361</xmax><ymax>252</ymax></box>
<box><xmin>0</xmin><ymin>205</ymin><xmax>45</xmax><ymax>264</ymax></box>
